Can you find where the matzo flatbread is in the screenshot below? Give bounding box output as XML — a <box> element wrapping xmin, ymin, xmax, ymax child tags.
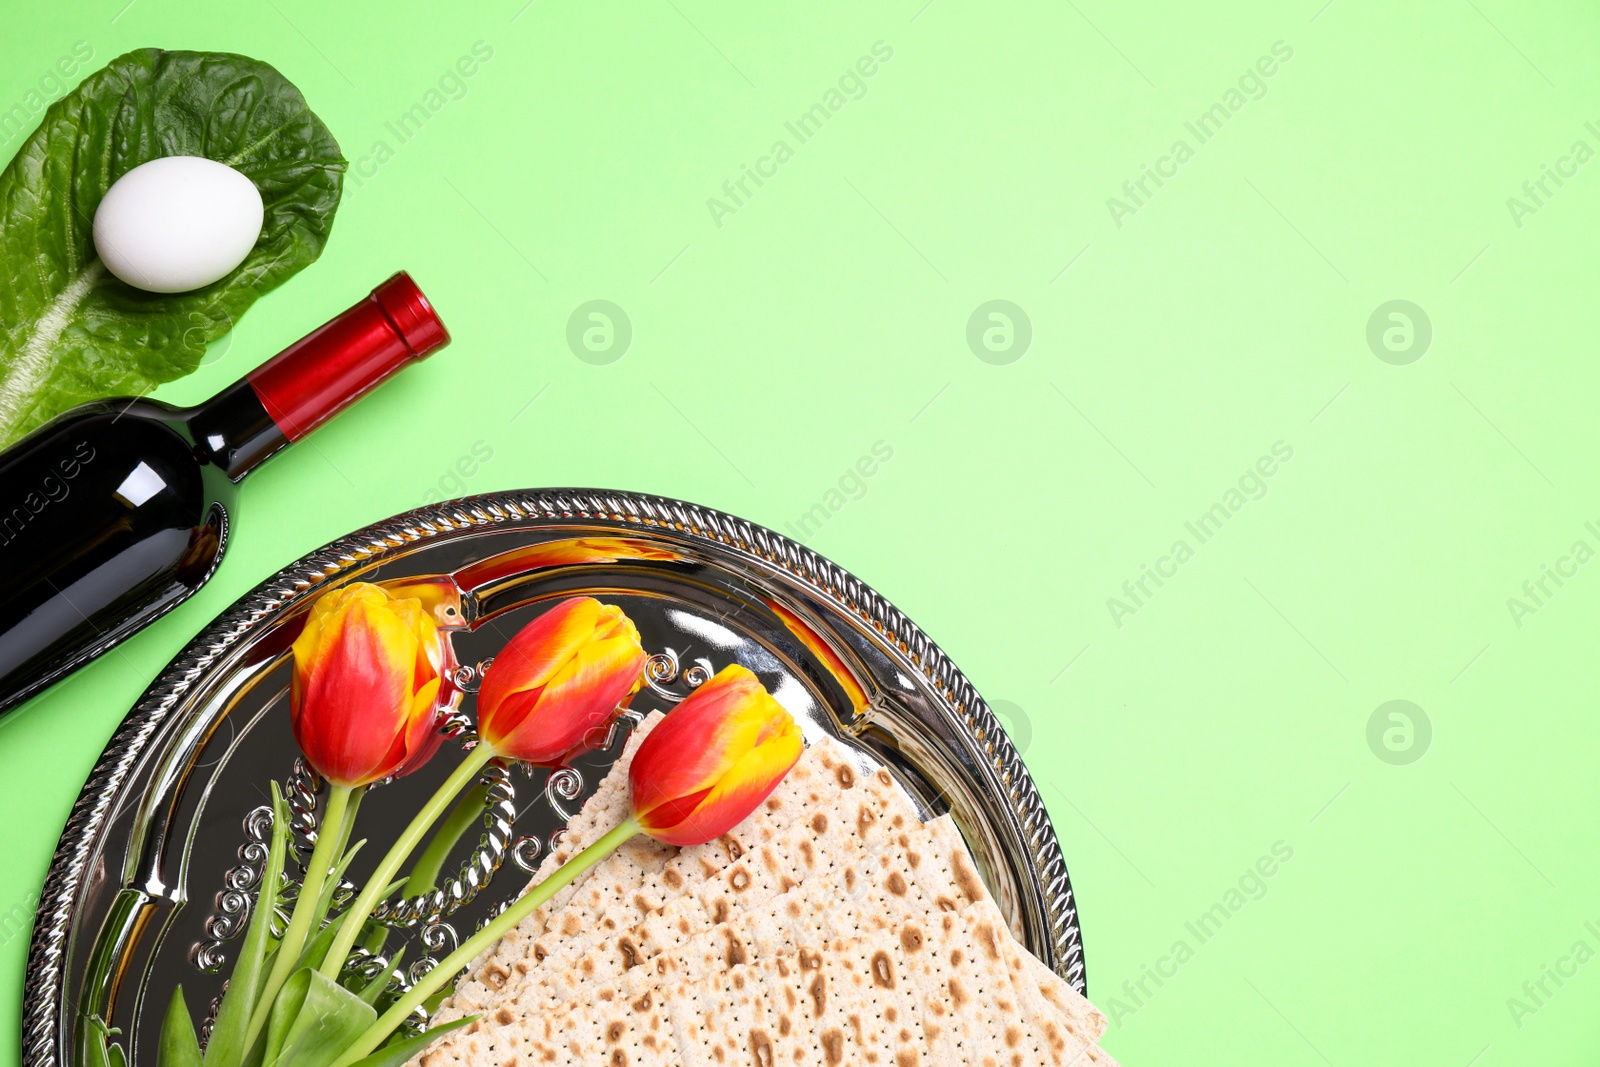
<box><xmin>429</xmin><ymin>813</ymin><xmax>1110</xmax><ymax>1066</ymax></box>
<box><xmin>417</xmin><ymin>724</ymin><xmax>1118</xmax><ymax>1066</ymax></box>
<box><xmin>1019</xmin><ymin>948</ymin><xmax>1109</xmax><ymax>1045</ymax></box>
<box><xmin>903</xmin><ymin>899</ymin><xmax>1102</xmax><ymax>1067</ymax></box>
<box><xmin>435</xmin><ymin>734</ymin><xmax>919</xmax><ymax>1021</ymax></box>
<box><xmin>530</xmin><ymin>812</ymin><xmax>973</xmax><ymax>1012</ymax></box>
<box><xmin>423</xmin><ymin>890</ymin><xmax>1106</xmax><ymax>1067</ymax></box>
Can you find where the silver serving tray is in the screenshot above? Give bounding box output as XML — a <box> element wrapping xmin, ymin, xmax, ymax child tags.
<box><xmin>23</xmin><ymin>490</ymin><xmax>1085</xmax><ymax>1067</ymax></box>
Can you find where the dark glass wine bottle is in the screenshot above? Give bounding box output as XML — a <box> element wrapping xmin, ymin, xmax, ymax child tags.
<box><xmin>0</xmin><ymin>272</ymin><xmax>450</xmax><ymax>716</ymax></box>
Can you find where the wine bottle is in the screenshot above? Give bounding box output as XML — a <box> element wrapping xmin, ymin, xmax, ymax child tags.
<box><xmin>0</xmin><ymin>272</ymin><xmax>450</xmax><ymax>716</ymax></box>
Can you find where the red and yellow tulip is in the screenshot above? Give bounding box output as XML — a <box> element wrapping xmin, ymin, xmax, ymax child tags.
<box><xmin>290</xmin><ymin>582</ymin><xmax>454</xmax><ymax>788</ymax></box>
<box><xmin>478</xmin><ymin>596</ymin><xmax>649</xmax><ymax>766</ymax></box>
<box><xmin>629</xmin><ymin>663</ymin><xmax>804</xmax><ymax>846</ymax></box>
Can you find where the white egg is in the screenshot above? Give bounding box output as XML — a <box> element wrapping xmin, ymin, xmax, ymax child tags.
<box><xmin>92</xmin><ymin>156</ymin><xmax>264</xmax><ymax>294</ymax></box>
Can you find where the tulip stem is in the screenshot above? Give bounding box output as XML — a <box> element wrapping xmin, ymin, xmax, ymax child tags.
<box><xmin>404</xmin><ymin>783</ymin><xmax>489</xmax><ymax>896</ymax></box>
<box><xmin>331</xmin><ymin>787</ymin><xmax>363</xmax><ymax>867</ymax></box>
<box><xmin>242</xmin><ymin>782</ymin><xmax>354</xmax><ymax>1055</ymax></box>
<box><xmin>331</xmin><ymin>815</ymin><xmax>640</xmax><ymax>1067</ymax></box>
<box><xmin>318</xmin><ymin>744</ymin><xmax>496</xmax><ymax>983</ymax></box>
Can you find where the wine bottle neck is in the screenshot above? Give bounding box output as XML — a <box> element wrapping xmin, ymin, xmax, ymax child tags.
<box><xmin>189</xmin><ymin>273</ymin><xmax>450</xmax><ymax>483</ymax></box>
<box><xmin>187</xmin><ymin>379</ymin><xmax>288</xmax><ymax>482</ymax></box>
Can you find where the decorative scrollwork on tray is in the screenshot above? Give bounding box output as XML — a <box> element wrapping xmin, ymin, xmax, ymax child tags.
<box><xmin>643</xmin><ymin>650</ymin><xmax>680</xmax><ymax>693</ymax></box>
<box><xmin>509</xmin><ymin>834</ymin><xmax>543</xmax><ymax>873</ymax></box>
<box><xmin>543</xmin><ymin>767</ymin><xmax>584</xmax><ymax>822</ymax></box>
<box><xmin>199</xmin><ymin>987</ymin><xmax>225</xmax><ymax>1045</ymax></box>
<box><xmin>345</xmin><ymin>947</ymin><xmax>431</xmax><ymax>1035</ymax></box>
<box><xmin>643</xmin><ymin>648</ymin><xmax>714</xmax><ymax>701</ymax></box>
<box><xmin>419</xmin><ymin>921</ymin><xmax>459</xmax><ymax>956</ymax></box>
<box><xmin>191</xmin><ymin>805</ymin><xmax>281</xmax><ymax>973</ymax></box>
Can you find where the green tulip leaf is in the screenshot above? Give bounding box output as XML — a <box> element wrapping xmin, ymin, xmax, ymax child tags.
<box><xmin>341</xmin><ymin>1016</ymin><xmax>475</xmax><ymax>1067</ymax></box>
<box><xmin>157</xmin><ymin>987</ymin><xmax>203</xmax><ymax>1067</ymax></box>
<box><xmin>291</xmin><ymin>908</ymin><xmax>349</xmax><ymax>978</ymax></box>
<box><xmin>206</xmin><ymin>784</ymin><xmax>292</xmax><ymax>1067</ymax></box>
<box><xmin>261</xmin><ymin>969</ymin><xmax>376</xmax><ymax>1067</ymax></box>
<box><xmin>307</xmin><ymin>839</ymin><xmax>365</xmax><ymax>941</ymax></box>
<box><xmin>79</xmin><ymin>1013</ymin><xmax>126</xmax><ymax>1067</ymax></box>
<box><xmin>355</xmin><ymin>949</ymin><xmax>404</xmax><ymax>1007</ymax></box>
<box><xmin>258</xmin><ymin>969</ymin><xmax>308</xmax><ymax>1067</ymax></box>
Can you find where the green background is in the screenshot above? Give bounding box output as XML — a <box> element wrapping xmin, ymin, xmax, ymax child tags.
<box><xmin>3</xmin><ymin>0</ymin><xmax>1599</xmax><ymax>1062</ymax></box>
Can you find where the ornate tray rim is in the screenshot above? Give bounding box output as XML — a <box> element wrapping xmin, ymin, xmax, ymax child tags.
<box><xmin>22</xmin><ymin>488</ymin><xmax>1085</xmax><ymax>1067</ymax></box>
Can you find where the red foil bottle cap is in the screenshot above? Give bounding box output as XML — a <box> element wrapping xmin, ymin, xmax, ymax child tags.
<box><xmin>247</xmin><ymin>271</ymin><xmax>450</xmax><ymax>441</ymax></box>
<box><xmin>372</xmin><ymin>272</ymin><xmax>450</xmax><ymax>357</ymax></box>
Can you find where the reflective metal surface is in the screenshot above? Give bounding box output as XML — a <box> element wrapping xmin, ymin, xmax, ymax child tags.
<box><xmin>23</xmin><ymin>490</ymin><xmax>1086</xmax><ymax>1067</ymax></box>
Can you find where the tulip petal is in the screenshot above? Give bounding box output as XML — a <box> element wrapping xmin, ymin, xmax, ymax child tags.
<box><xmin>488</xmin><ymin>629</ymin><xmax>646</xmax><ymax>764</ymax></box>
<box><xmin>477</xmin><ymin>598</ymin><xmax>648</xmax><ymax>766</ymax></box>
<box><xmin>393</xmin><ymin>677</ymin><xmax>447</xmax><ymax>777</ymax></box>
<box><xmin>635</xmin><ymin>728</ymin><xmax>802</xmax><ymax>845</ymax></box>
<box><xmin>628</xmin><ymin>663</ymin><xmax>804</xmax><ymax>847</ymax></box>
<box><xmin>643</xmin><ymin>727</ymin><xmax>804</xmax><ymax>846</ymax></box>
<box><xmin>289</xmin><ymin>583</ymin><xmax>451</xmax><ymax>788</ymax></box>
<box><xmin>634</xmin><ymin>785</ymin><xmax>715</xmax><ymax>837</ymax></box>
<box><xmin>477</xmin><ymin>598</ymin><xmax>602</xmax><ymax>728</ymax></box>
<box><xmin>293</xmin><ymin>593</ymin><xmax>419</xmax><ymax>785</ymax></box>
<box><xmin>628</xmin><ymin>665</ymin><xmax>776</xmax><ymax>822</ymax></box>
<box><xmin>292</xmin><ymin>584</ymin><xmax>369</xmax><ymax>695</ymax></box>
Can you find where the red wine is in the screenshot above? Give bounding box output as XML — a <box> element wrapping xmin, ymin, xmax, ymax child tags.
<box><xmin>0</xmin><ymin>273</ymin><xmax>450</xmax><ymax>715</ymax></box>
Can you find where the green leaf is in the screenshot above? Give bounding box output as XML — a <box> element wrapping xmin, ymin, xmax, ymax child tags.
<box><xmin>341</xmin><ymin>1017</ymin><xmax>475</xmax><ymax>1067</ymax></box>
<box><xmin>207</xmin><ymin>784</ymin><xmax>292</xmax><ymax>1067</ymax></box>
<box><xmin>312</xmin><ymin>840</ymin><xmax>365</xmax><ymax>931</ymax></box>
<box><xmin>240</xmin><ymin>1030</ymin><xmax>268</xmax><ymax>1067</ymax></box>
<box><xmin>347</xmin><ymin>878</ymin><xmax>411</xmax><ymax>981</ymax></box>
<box><xmin>261</xmin><ymin>969</ymin><xmax>376</xmax><ymax>1067</ymax></box>
<box><xmin>402</xmin><ymin>783</ymin><xmax>488</xmax><ymax>896</ymax></box>
<box><xmin>291</xmin><ymin>907</ymin><xmax>348</xmax><ymax>977</ymax></box>
<box><xmin>360</xmin><ymin>920</ymin><xmax>389</xmax><ymax>957</ymax></box>
<box><xmin>355</xmin><ymin>950</ymin><xmax>404</xmax><ymax>1007</ymax></box>
<box><xmin>79</xmin><ymin>1014</ymin><xmax>126</xmax><ymax>1067</ymax></box>
<box><xmin>158</xmin><ymin>987</ymin><xmax>204</xmax><ymax>1067</ymax></box>
<box><xmin>420</xmin><ymin>986</ymin><xmax>452</xmax><ymax>1016</ymax></box>
<box><xmin>259</xmin><ymin>970</ymin><xmax>308</xmax><ymax>1067</ymax></box>
<box><xmin>0</xmin><ymin>48</ymin><xmax>345</xmax><ymax>445</ymax></box>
